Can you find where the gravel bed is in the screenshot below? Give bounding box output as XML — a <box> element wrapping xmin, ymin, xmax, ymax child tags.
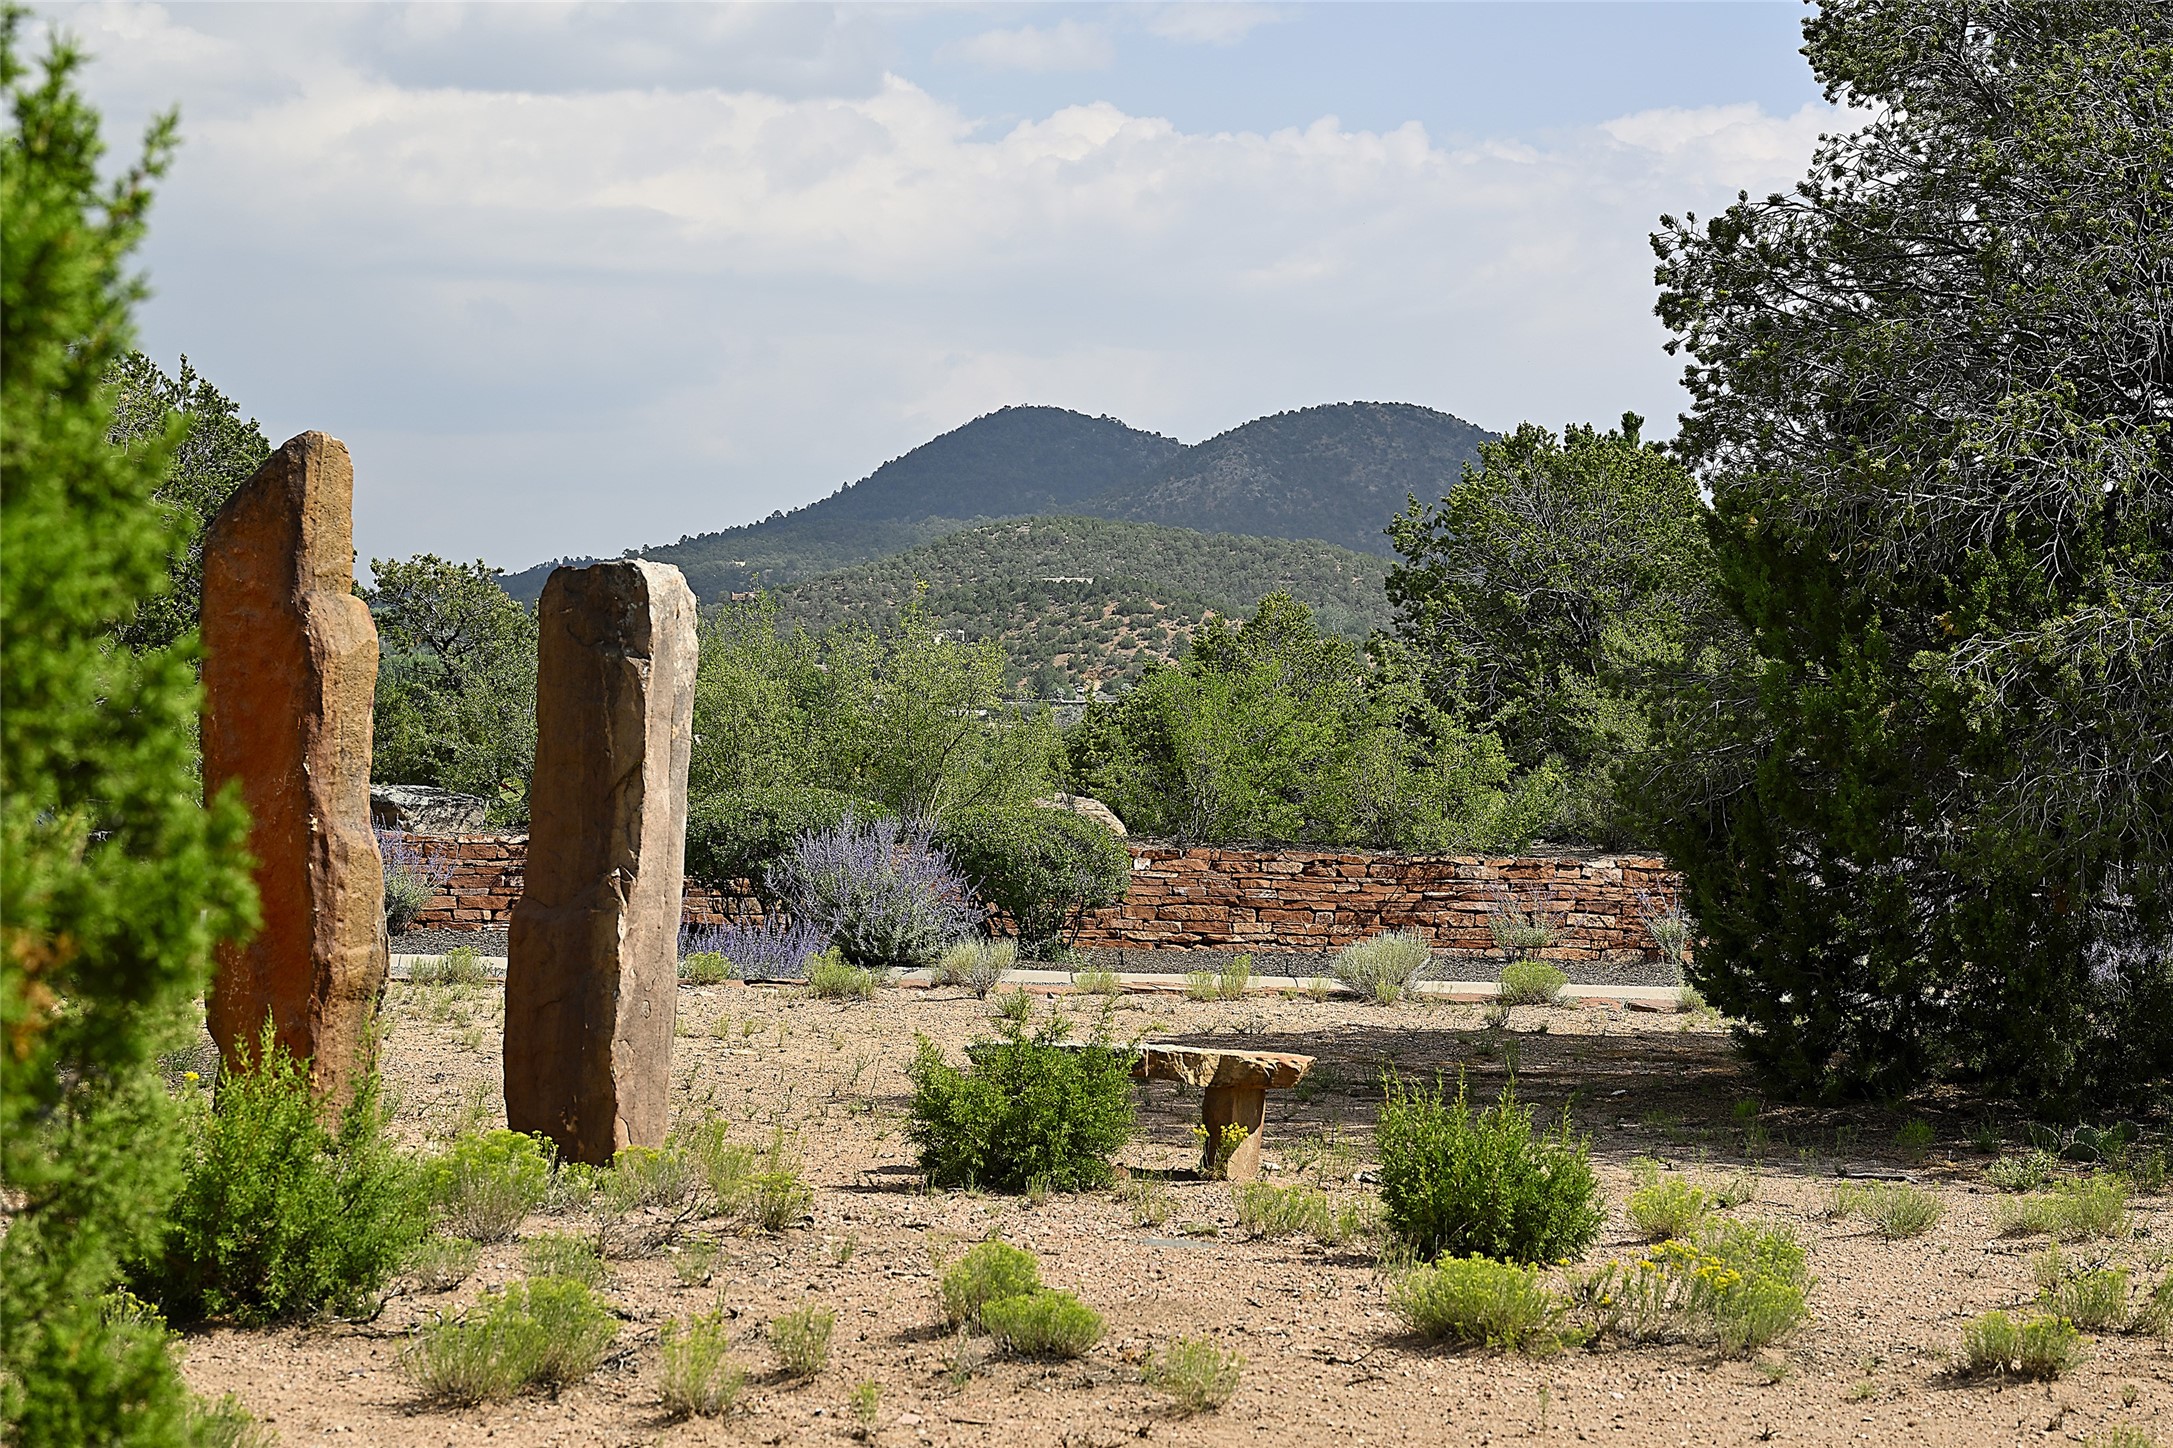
<box><xmin>391</xmin><ymin>927</ymin><xmax>507</xmax><ymax>957</ymax></box>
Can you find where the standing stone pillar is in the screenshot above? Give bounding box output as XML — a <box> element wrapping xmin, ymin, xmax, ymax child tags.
<box><xmin>506</xmin><ymin>560</ymin><xmax>697</xmax><ymax>1164</ymax></box>
<box><xmin>201</xmin><ymin>432</ymin><xmax>386</xmax><ymax>1109</ymax></box>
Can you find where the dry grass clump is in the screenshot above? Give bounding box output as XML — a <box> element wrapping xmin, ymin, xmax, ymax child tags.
<box><xmin>1332</xmin><ymin>931</ymin><xmax>1432</xmax><ymax>1005</ymax></box>
<box><xmin>1828</xmin><ymin>1181</ymin><xmax>1944</xmax><ymax>1240</ymax></box>
<box><xmin>1145</xmin><ymin>1338</ymin><xmax>1243</xmax><ymax>1413</ymax></box>
<box><xmin>941</xmin><ymin>938</ymin><xmax>1017</xmax><ymax>997</ymax></box>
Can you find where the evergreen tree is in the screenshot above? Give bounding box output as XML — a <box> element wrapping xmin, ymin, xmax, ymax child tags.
<box><xmin>1</xmin><ymin>14</ymin><xmax>257</xmax><ymax>1445</ymax></box>
<box><xmin>1647</xmin><ymin>0</ymin><xmax>2173</xmax><ymax>1104</ymax></box>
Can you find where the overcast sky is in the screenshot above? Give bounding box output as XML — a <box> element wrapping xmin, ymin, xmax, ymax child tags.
<box><xmin>42</xmin><ymin>2</ymin><xmax>1849</xmax><ymax>573</ymax></box>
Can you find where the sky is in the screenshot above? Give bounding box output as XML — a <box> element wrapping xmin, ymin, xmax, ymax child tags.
<box><xmin>38</xmin><ymin>1</ymin><xmax>1851</xmax><ymax>573</ymax></box>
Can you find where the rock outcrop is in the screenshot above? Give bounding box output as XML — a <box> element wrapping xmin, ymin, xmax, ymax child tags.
<box><xmin>200</xmin><ymin>432</ymin><xmax>387</xmax><ymax>1108</ymax></box>
<box><xmin>370</xmin><ymin>783</ymin><xmax>493</xmax><ymax>835</ymax></box>
<box><xmin>505</xmin><ymin>560</ymin><xmax>698</xmax><ymax>1164</ymax></box>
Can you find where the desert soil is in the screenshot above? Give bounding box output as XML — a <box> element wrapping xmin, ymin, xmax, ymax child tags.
<box><xmin>178</xmin><ymin>975</ymin><xmax>2173</xmax><ymax>1448</ymax></box>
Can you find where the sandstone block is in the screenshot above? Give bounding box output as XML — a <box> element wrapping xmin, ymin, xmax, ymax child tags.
<box><xmin>506</xmin><ymin>561</ymin><xmax>698</xmax><ymax>1165</ymax></box>
<box><xmin>201</xmin><ymin>432</ymin><xmax>386</xmax><ymax>1109</ymax></box>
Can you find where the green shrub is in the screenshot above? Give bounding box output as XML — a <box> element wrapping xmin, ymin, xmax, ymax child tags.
<box><xmin>1986</xmin><ymin>1150</ymin><xmax>2060</xmax><ymax>1193</ymax></box>
<box><xmin>400</xmin><ymin>1277</ymin><xmax>619</xmax><ymax>1404</ymax></box>
<box><xmin>1071</xmin><ymin>966</ymin><xmax>1120</xmax><ymax>998</ymax></box>
<box><xmin>937</xmin><ymin>806</ymin><xmax>1130</xmax><ymax>959</ymax></box>
<box><xmin>907</xmin><ymin>1019</ymin><xmax>1137</xmax><ymax>1192</ymax></box>
<box><xmin>980</xmin><ymin>1290</ymin><xmax>1103</xmax><ymax>1358</ymax></box>
<box><xmin>848</xmin><ymin>1380</ymin><xmax>881</xmax><ymax>1425</ymax></box>
<box><xmin>1497</xmin><ymin>960</ymin><xmax>1567</xmax><ymax>1007</ymax></box>
<box><xmin>2042</xmin><ymin>1267</ymin><xmax>2131</xmax><ymax>1332</ymax></box>
<box><xmin>1333</xmin><ymin>932</ymin><xmax>1432</xmax><ymax>1005</ymax></box>
<box><xmin>679</xmin><ymin>950</ymin><xmax>736</xmax><ymax>986</ymax></box>
<box><xmin>1960</xmin><ymin>1310</ymin><xmax>2085</xmax><ymax>1380</ymax></box>
<box><xmin>1895</xmin><ymin>1119</ymin><xmax>1936</xmax><ymax>1159</ymax></box>
<box><xmin>748</xmin><ymin>1168</ymin><xmax>813</xmax><ymax>1231</ymax></box>
<box><xmin>134</xmin><ymin>1029</ymin><xmax>427</xmax><ymax>1324</ymax></box>
<box><xmin>1144</xmin><ymin>1338</ymin><xmax>1243</xmax><ymax>1413</ymax></box>
<box><xmin>1829</xmin><ymin>1182</ymin><xmax>1943</xmax><ymax>1241</ymax></box>
<box><xmin>937</xmin><ymin>1242</ymin><xmax>1041</xmax><ymax>1328</ymax></box>
<box><xmin>422</xmin><ymin>1130</ymin><xmax>550</xmax><ymax>1243</ymax></box>
<box><xmin>1388</xmin><ymin>1257</ymin><xmax>1571</xmax><ymax>1353</ymax></box>
<box><xmin>1376</xmin><ymin>1075</ymin><xmax>1603</xmax><ymax>1265</ymax></box>
<box><xmin>405</xmin><ymin>1236</ymin><xmax>480</xmax><ymax>1292</ymax></box>
<box><xmin>770</xmin><ymin>1305</ymin><xmax>834</xmax><ymax>1378</ymax></box>
<box><xmin>807</xmin><ymin>950</ymin><xmax>878</xmax><ymax>1001</ymax></box>
<box><xmin>520</xmin><ymin>1232</ymin><xmax>606</xmax><ymax>1289</ymax></box>
<box><xmin>684</xmin><ymin>786</ymin><xmax>883</xmax><ymax>904</ymax></box>
<box><xmin>1999</xmin><ymin>1175</ymin><xmax>2131</xmax><ymax>1240</ymax></box>
<box><xmin>1217</xmin><ymin>954</ymin><xmax>1254</xmax><ymax>1001</ymax></box>
<box><xmin>1183</xmin><ymin>969</ymin><xmax>1219</xmax><ymax>1002</ymax></box>
<box><xmin>1234</xmin><ymin>1183</ymin><xmax>1334</xmax><ymax>1240</ymax></box>
<box><xmin>607</xmin><ymin>1143</ymin><xmax>702</xmax><ymax>1214</ymax></box>
<box><xmin>413</xmin><ymin>945</ymin><xmax>488</xmax><ymax>987</ymax></box>
<box><xmin>1626</xmin><ymin>1178</ymin><xmax>1711</xmax><ymax>1241</ymax></box>
<box><xmin>940</xmin><ymin>938</ymin><xmax>1016</xmax><ymax>997</ymax></box>
<box><xmin>1574</xmin><ymin>1221</ymin><xmax>1809</xmax><ymax>1356</ymax></box>
<box><xmin>658</xmin><ymin>1311</ymin><xmax>744</xmax><ymax>1418</ymax></box>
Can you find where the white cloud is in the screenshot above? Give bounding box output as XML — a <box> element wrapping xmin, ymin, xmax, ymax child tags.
<box><xmin>941</xmin><ymin>19</ymin><xmax>1114</xmax><ymax>73</ymax></box>
<box><xmin>1144</xmin><ymin>3</ymin><xmax>1289</xmax><ymax>47</ymax></box>
<box><xmin>49</xmin><ymin>4</ymin><xmax>1853</xmax><ymax>568</ymax></box>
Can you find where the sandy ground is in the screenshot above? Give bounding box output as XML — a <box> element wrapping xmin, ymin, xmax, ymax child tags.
<box><xmin>178</xmin><ymin>976</ymin><xmax>2173</xmax><ymax>1448</ymax></box>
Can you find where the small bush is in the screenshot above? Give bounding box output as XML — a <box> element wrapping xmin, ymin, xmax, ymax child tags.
<box><xmin>1333</xmin><ymin>931</ymin><xmax>1432</xmax><ymax>1005</ymax></box>
<box><xmin>1389</xmin><ymin>1256</ymin><xmax>1570</xmax><ymax>1353</ymax></box>
<box><xmin>521</xmin><ymin>1231</ymin><xmax>607</xmax><ymax>1288</ymax></box>
<box><xmin>848</xmin><ymin>1380</ymin><xmax>881</xmax><ymax>1425</ymax></box>
<box><xmin>938</xmin><ymin>1241</ymin><xmax>1041</xmax><ymax>1328</ymax></box>
<box><xmin>414</xmin><ymin>945</ymin><xmax>488</xmax><ymax>987</ymax></box>
<box><xmin>1895</xmin><ymin>1119</ymin><xmax>1936</xmax><ymax>1159</ymax></box>
<box><xmin>1828</xmin><ymin>1182</ymin><xmax>1943</xmax><ymax>1241</ymax></box>
<box><xmin>401</xmin><ymin>1277</ymin><xmax>619</xmax><ymax>1403</ymax></box>
<box><xmin>608</xmin><ymin>1143</ymin><xmax>702</xmax><ymax>1214</ymax></box>
<box><xmin>1217</xmin><ymin>954</ymin><xmax>1254</xmax><ymax>1001</ymax></box>
<box><xmin>1960</xmin><ymin>1310</ymin><xmax>2085</xmax><ymax>1379</ymax></box>
<box><xmin>771</xmin><ymin>815</ymin><xmax>975</xmax><ymax>968</ymax></box>
<box><xmin>672</xmin><ymin>1238</ymin><xmax>719</xmax><ymax>1286</ymax></box>
<box><xmin>1234</xmin><ymin>1182</ymin><xmax>1334</xmax><ymax>1240</ymax></box>
<box><xmin>659</xmin><ymin>1310</ymin><xmax>744</xmax><ymax>1418</ymax></box>
<box><xmin>2042</xmin><ymin>1267</ymin><xmax>2132</xmax><ymax>1332</ymax></box>
<box><xmin>1145</xmin><ymin>1338</ymin><xmax>1243</xmax><ymax>1413</ymax></box>
<box><xmin>1486</xmin><ymin>888</ymin><xmax>1556</xmax><ymax>959</ymax></box>
<box><xmin>941</xmin><ymin>938</ymin><xmax>1017</xmax><ymax>997</ymax></box>
<box><xmin>907</xmin><ymin>1019</ymin><xmax>1137</xmax><ymax>1193</ymax></box>
<box><xmin>405</xmin><ymin>1235</ymin><xmax>480</xmax><ymax>1292</ymax></box>
<box><xmin>1574</xmin><ymin>1221</ymin><xmax>1809</xmax><ymax>1356</ymax></box>
<box><xmin>1986</xmin><ymin>1150</ymin><xmax>2060</xmax><ymax>1193</ymax></box>
<box><xmin>381</xmin><ymin>830</ymin><xmax>454</xmax><ymax>932</ymax></box>
<box><xmin>134</xmin><ymin>1029</ymin><xmax>427</xmax><ymax>1324</ymax></box>
<box><xmin>937</xmin><ymin>805</ymin><xmax>1130</xmax><ymax>959</ymax></box>
<box><xmin>1183</xmin><ymin>969</ymin><xmax>1219</xmax><ymax>1002</ymax></box>
<box><xmin>679</xmin><ymin>950</ymin><xmax>737</xmax><ymax>986</ymax></box>
<box><xmin>806</xmin><ymin>950</ymin><xmax>879</xmax><ymax>1000</ymax></box>
<box><xmin>770</xmin><ymin>1305</ymin><xmax>834</xmax><ymax>1377</ymax></box>
<box><xmin>1999</xmin><ymin>1175</ymin><xmax>2131</xmax><ymax>1240</ymax></box>
<box><xmin>1071</xmin><ymin>966</ymin><xmax>1120</xmax><ymax>998</ymax></box>
<box><xmin>1376</xmin><ymin>1074</ymin><xmax>1603</xmax><ymax>1265</ymax></box>
<box><xmin>423</xmin><ymin>1129</ymin><xmax>551</xmax><ymax>1243</ymax></box>
<box><xmin>1498</xmin><ymin>960</ymin><xmax>1567</xmax><ymax>1007</ymax></box>
<box><xmin>1626</xmin><ymin>1178</ymin><xmax>1711</xmax><ymax>1241</ymax></box>
<box><xmin>980</xmin><ymin>1289</ymin><xmax>1104</xmax><ymax>1358</ymax></box>
<box><xmin>748</xmin><ymin>1168</ymin><xmax>813</xmax><ymax>1231</ymax></box>
<box><xmin>993</xmin><ymin>987</ymin><xmax>1034</xmax><ymax>1025</ymax></box>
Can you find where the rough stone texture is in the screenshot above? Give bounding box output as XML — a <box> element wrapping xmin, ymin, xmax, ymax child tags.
<box><xmin>400</xmin><ymin>835</ymin><xmax>1680</xmax><ymax>964</ymax></box>
<box><xmin>505</xmin><ymin>560</ymin><xmax>698</xmax><ymax>1165</ymax></box>
<box><xmin>370</xmin><ymin>783</ymin><xmax>493</xmax><ymax>835</ymax></box>
<box><xmin>1034</xmin><ymin>792</ymin><xmax>1127</xmax><ymax>835</ymax></box>
<box><xmin>200</xmin><ymin>432</ymin><xmax>386</xmax><ymax>1107</ymax></box>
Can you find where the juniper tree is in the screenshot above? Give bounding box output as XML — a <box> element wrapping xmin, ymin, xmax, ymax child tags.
<box><xmin>1</xmin><ymin>15</ymin><xmax>256</xmax><ymax>1443</ymax></box>
<box><xmin>1646</xmin><ymin>0</ymin><xmax>2173</xmax><ymax>1104</ymax></box>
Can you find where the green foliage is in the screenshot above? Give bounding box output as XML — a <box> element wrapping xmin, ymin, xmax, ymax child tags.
<box><xmin>679</xmin><ymin>950</ymin><xmax>735</xmax><ymax>985</ymax></box>
<box><xmin>1144</xmin><ymin>1337</ymin><xmax>1244</xmax><ymax>1413</ymax></box>
<box><xmin>936</xmin><ymin>805</ymin><xmax>1130</xmax><ymax>957</ymax></box>
<box><xmin>1828</xmin><ymin>1182</ymin><xmax>1943</xmax><ymax>1241</ymax></box>
<box><xmin>520</xmin><ymin>1232</ymin><xmax>606</xmax><ymax>1289</ymax></box>
<box><xmin>769</xmin><ymin>1305</ymin><xmax>834</xmax><ymax>1378</ymax></box>
<box><xmin>1232</xmin><ymin>1182</ymin><xmax>1376</xmax><ymax>1246</ymax></box>
<box><xmin>806</xmin><ymin>951</ymin><xmax>877</xmax><ymax>1000</ymax></box>
<box><xmin>1960</xmin><ymin>1310</ymin><xmax>2086</xmax><ymax>1380</ymax></box>
<box><xmin>939</xmin><ymin>937</ymin><xmax>1017</xmax><ymax>996</ymax></box>
<box><xmin>1644</xmin><ymin>1</ymin><xmax>2173</xmax><ymax>1108</ymax></box>
<box><xmin>657</xmin><ymin>1311</ymin><xmax>745</xmax><ymax>1418</ymax></box>
<box><xmin>1387</xmin><ymin>413</ymin><xmax>1709</xmax><ymax>844</ymax></box>
<box><xmin>979</xmin><ymin>1289</ymin><xmax>1104</xmax><ymax>1358</ymax></box>
<box><xmin>1069</xmin><ymin>594</ymin><xmax>1556</xmax><ymax>848</ymax></box>
<box><xmin>1375</xmin><ymin>1075</ymin><xmax>1603</xmax><ymax>1265</ymax></box>
<box><xmin>102</xmin><ymin>352</ymin><xmax>269</xmax><ymax>653</ymax></box>
<box><xmin>1333</xmin><ymin>931</ymin><xmax>1432</xmax><ymax>1005</ymax></box>
<box><xmin>404</xmin><ymin>1235</ymin><xmax>479</xmax><ymax>1293</ymax></box>
<box><xmin>1626</xmin><ymin>1178</ymin><xmax>1711</xmax><ymax>1242</ymax></box>
<box><xmin>422</xmin><ymin>1130</ymin><xmax>550</xmax><ymax>1244</ymax></box>
<box><xmin>683</xmin><ymin>784</ymin><xmax>882</xmax><ymax>899</ymax></box>
<box><xmin>1216</xmin><ymin>953</ymin><xmax>1253</xmax><ymax>1000</ymax></box>
<box><xmin>1388</xmin><ymin>1256</ymin><xmax>1572</xmax><ymax>1353</ymax></box>
<box><xmin>937</xmin><ymin>1241</ymin><xmax>1042</xmax><ymax>1328</ymax></box>
<box><xmin>1573</xmin><ymin>1222</ymin><xmax>1810</xmax><ymax>1356</ymax></box>
<box><xmin>1498</xmin><ymin>961</ymin><xmax>1567</xmax><ymax>1007</ymax></box>
<box><xmin>133</xmin><ymin>1029</ymin><xmax>426</xmax><ymax>1324</ymax></box>
<box><xmin>848</xmin><ymin>1380</ymin><xmax>881</xmax><ymax>1426</ymax></box>
<box><xmin>1987</xmin><ymin>1150</ymin><xmax>2061</xmax><ymax>1194</ymax></box>
<box><xmin>2038</xmin><ymin>1262</ymin><xmax>2131</xmax><ymax>1333</ymax></box>
<box><xmin>907</xmin><ymin>1020</ymin><xmax>1138</xmax><ymax>1193</ymax></box>
<box><xmin>1998</xmin><ymin>1175</ymin><xmax>2132</xmax><ymax>1241</ymax></box>
<box><xmin>400</xmin><ymin>1277</ymin><xmax>619</xmax><ymax>1404</ymax></box>
<box><xmin>0</xmin><ymin>22</ymin><xmax>260</xmax><ymax>1443</ymax></box>
<box><xmin>366</xmin><ymin>554</ymin><xmax>539</xmax><ymax>825</ymax></box>
<box><xmin>412</xmin><ymin>945</ymin><xmax>486</xmax><ymax>986</ymax></box>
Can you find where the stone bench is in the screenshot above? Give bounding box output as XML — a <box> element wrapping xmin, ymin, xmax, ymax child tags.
<box><xmin>971</xmin><ymin>1040</ymin><xmax>1314</xmax><ymax>1183</ymax></box>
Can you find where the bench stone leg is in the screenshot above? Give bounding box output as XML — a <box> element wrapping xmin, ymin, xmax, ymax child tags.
<box><xmin>1200</xmin><ymin>1085</ymin><xmax>1268</xmax><ymax>1182</ymax></box>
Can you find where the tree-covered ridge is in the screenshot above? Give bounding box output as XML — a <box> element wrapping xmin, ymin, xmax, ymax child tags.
<box><xmin>1093</xmin><ymin>401</ymin><xmax>1493</xmax><ymax>557</ymax></box>
<box><xmin>768</xmin><ymin>515</ymin><xmax>1392</xmax><ymax>696</ymax></box>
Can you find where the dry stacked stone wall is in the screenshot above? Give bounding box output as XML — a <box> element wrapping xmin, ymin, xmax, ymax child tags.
<box><xmin>399</xmin><ymin>833</ymin><xmax>1676</xmax><ymax>962</ymax></box>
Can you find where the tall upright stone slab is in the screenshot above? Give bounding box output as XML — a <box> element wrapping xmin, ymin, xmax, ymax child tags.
<box><xmin>506</xmin><ymin>560</ymin><xmax>697</xmax><ymax>1164</ymax></box>
<box><xmin>201</xmin><ymin>431</ymin><xmax>387</xmax><ymax>1108</ymax></box>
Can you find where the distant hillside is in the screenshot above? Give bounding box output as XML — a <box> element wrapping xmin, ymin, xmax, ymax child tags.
<box><xmin>771</xmin><ymin>515</ymin><xmax>1390</xmax><ymax>696</ymax></box>
<box><xmin>500</xmin><ymin>407</ymin><xmax>1178</xmax><ymax>603</ymax></box>
<box><xmin>1093</xmin><ymin>402</ymin><xmax>1489</xmax><ymax>557</ymax></box>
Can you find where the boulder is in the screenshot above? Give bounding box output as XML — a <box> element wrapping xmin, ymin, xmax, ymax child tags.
<box><xmin>370</xmin><ymin>783</ymin><xmax>492</xmax><ymax>835</ymax></box>
<box><xmin>505</xmin><ymin>560</ymin><xmax>698</xmax><ymax>1164</ymax></box>
<box><xmin>200</xmin><ymin>432</ymin><xmax>386</xmax><ymax>1110</ymax></box>
<box><xmin>1035</xmin><ymin>792</ymin><xmax>1127</xmax><ymax>836</ymax></box>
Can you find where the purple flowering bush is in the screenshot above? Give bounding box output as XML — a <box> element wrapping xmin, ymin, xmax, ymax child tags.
<box><xmin>379</xmin><ymin>830</ymin><xmax>454</xmax><ymax>933</ymax></box>
<box><xmin>680</xmin><ymin>918</ymin><xmax>828</xmax><ymax>983</ymax></box>
<box><xmin>769</xmin><ymin>816</ymin><xmax>977</xmax><ymax>969</ymax></box>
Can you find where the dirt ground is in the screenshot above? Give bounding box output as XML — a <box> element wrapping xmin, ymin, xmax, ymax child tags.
<box><xmin>179</xmin><ymin>975</ymin><xmax>2173</xmax><ymax>1448</ymax></box>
